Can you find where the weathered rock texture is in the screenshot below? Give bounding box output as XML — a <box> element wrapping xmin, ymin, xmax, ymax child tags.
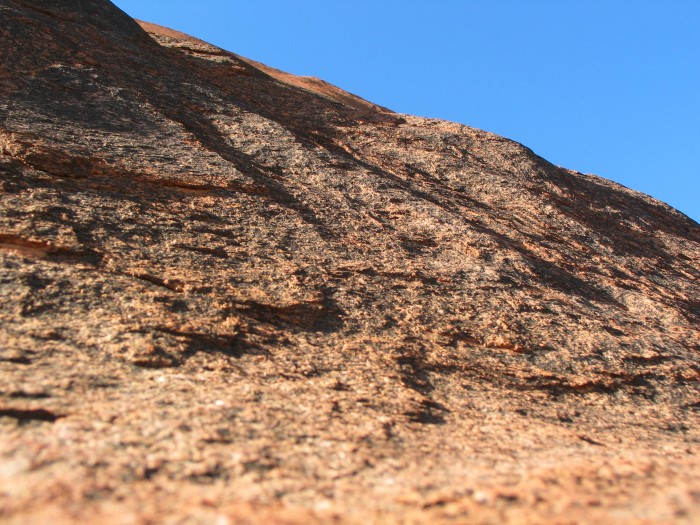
<box><xmin>1</xmin><ymin>1</ymin><xmax>699</xmax><ymax>523</ymax></box>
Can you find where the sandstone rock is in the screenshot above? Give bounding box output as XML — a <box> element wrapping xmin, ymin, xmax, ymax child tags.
<box><xmin>0</xmin><ymin>1</ymin><xmax>698</xmax><ymax>523</ymax></box>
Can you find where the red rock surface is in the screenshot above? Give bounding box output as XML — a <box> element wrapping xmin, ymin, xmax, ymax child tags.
<box><xmin>1</xmin><ymin>1</ymin><xmax>699</xmax><ymax>523</ymax></box>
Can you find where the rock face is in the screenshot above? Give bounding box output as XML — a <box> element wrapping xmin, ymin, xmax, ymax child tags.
<box><xmin>1</xmin><ymin>1</ymin><xmax>699</xmax><ymax>523</ymax></box>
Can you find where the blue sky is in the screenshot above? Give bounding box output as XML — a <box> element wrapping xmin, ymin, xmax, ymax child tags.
<box><xmin>112</xmin><ymin>1</ymin><xmax>699</xmax><ymax>223</ymax></box>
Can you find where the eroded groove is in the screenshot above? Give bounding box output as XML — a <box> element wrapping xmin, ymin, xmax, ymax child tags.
<box><xmin>133</xmin><ymin>177</ymin><xmax>220</xmax><ymax>195</ymax></box>
<box><xmin>0</xmin><ymin>131</ymin><xmax>108</xmax><ymax>180</ymax></box>
<box><xmin>6</xmin><ymin>391</ymin><xmax>51</xmax><ymax>399</ymax></box>
<box><xmin>519</xmin><ymin>372</ymin><xmax>665</xmax><ymax>397</ymax></box>
<box><xmin>122</xmin><ymin>271</ymin><xmax>186</xmax><ymax>292</ymax></box>
<box><xmin>173</xmin><ymin>243</ymin><xmax>228</xmax><ymax>258</ymax></box>
<box><xmin>0</xmin><ymin>233</ymin><xmax>51</xmax><ymax>255</ymax></box>
<box><xmin>153</xmin><ymin>326</ymin><xmax>240</xmax><ymax>357</ymax></box>
<box><xmin>0</xmin><ymin>233</ymin><xmax>102</xmax><ymax>265</ymax></box>
<box><xmin>236</xmin><ymin>297</ymin><xmax>343</xmax><ymax>333</ymax></box>
<box><xmin>0</xmin><ymin>352</ymin><xmax>33</xmax><ymax>365</ymax></box>
<box><xmin>404</xmin><ymin>399</ymin><xmax>449</xmax><ymax>425</ymax></box>
<box><xmin>0</xmin><ymin>407</ymin><xmax>63</xmax><ymax>423</ymax></box>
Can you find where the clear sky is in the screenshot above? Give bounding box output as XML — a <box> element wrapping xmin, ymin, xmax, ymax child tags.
<box><xmin>111</xmin><ymin>1</ymin><xmax>700</xmax><ymax>223</ymax></box>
